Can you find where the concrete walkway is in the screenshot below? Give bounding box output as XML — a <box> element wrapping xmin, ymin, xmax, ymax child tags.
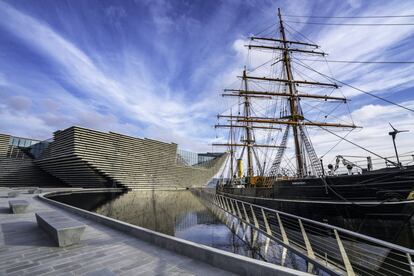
<box><xmin>0</xmin><ymin>189</ymin><xmax>233</xmax><ymax>275</ymax></box>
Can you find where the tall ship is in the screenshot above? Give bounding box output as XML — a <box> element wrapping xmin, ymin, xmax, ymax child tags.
<box><xmin>213</xmin><ymin>9</ymin><xmax>414</xmax><ymax>247</ymax></box>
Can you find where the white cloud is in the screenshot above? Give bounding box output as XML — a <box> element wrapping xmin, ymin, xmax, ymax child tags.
<box><xmin>0</xmin><ymin>1</ymin><xmax>220</xmax><ymax>148</ymax></box>
<box><xmin>216</xmin><ymin>0</ymin><xmax>414</xmax><ymax>174</ymax></box>
<box><xmin>0</xmin><ymin>0</ymin><xmax>414</xmax><ymax>166</ymax></box>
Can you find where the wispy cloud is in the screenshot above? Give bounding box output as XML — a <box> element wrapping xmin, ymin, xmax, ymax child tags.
<box><xmin>216</xmin><ymin>0</ymin><xmax>414</xmax><ymax>168</ymax></box>
<box><xmin>0</xmin><ymin>0</ymin><xmax>228</xmax><ymax>150</ymax></box>
<box><xmin>0</xmin><ymin>0</ymin><xmax>413</xmax><ymax>161</ymax></box>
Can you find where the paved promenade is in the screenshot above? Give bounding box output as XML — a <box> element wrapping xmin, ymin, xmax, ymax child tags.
<box><xmin>0</xmin><ymin>189</ymin><xmax>233</xmax><ymax>275</ymax></box>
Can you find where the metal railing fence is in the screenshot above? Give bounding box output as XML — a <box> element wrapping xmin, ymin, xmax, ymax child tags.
<box><xmin>195</xmin><ymin>189</ymin><xmax>414</xmax><ymax>276</ymax></box>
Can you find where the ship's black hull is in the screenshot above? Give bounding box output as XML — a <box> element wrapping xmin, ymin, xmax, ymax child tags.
<box><xmin>219</xmin><ymin>166</ymin><xmax>414</xmax><ymax>247</ymax></box>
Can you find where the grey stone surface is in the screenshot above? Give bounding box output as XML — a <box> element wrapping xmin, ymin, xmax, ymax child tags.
<box><xmin>28</xmin><ymin>188</ymin><xmax>40</xmax><ymax>194</ymax></box>
<box><xmin>7</xmin><ymin>191</ymin><xmax>20</xmax><ymax>198</ymax></box>
<box><xmin>85</xmin><ymin>268</ymin><xmax>116</xmax><ymax>276</ymax></box>
<box><xmin>9</xmin><ymin>199</ymin><xmax>29</xmax><ymax>214</ymax></box>
<box><xmin>36</xmin><ymin>211</ymin><xmax>86</xmax><ymax>247</ymax></box>
<box><xmin>33</xmin><ymin>126</ymin><xmax>227</xmax><ymax>190</ymax></box>
<box><xmin>40</xmin><ymin>191</ymin><xmax>309</xmax><ymax>276</ymax></box>
<box><xmin>0</xmin><ymin>190</ymin><xmax>237</xmax><ymax>275</ymax></box>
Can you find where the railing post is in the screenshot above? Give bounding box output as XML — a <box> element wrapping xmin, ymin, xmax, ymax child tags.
<box><xmin>250</xmin><ymin>205</ymin><xmax>259</xmax><ymax>246</ymax></box>
<box><xmin>221</xmin><ymin>197</ymin><xmax>233</xmax><ymax>226</ymax></box>
<box><xmin>226</xmin><ymin>198</ymin><xmax>237</xmax><ymax>230</ymax></box>
<box><xmin>299</xmin><ymin>219</ymin><xmax>316</xmax><ymax>273</ymax></box>
<box><xmin>261</xmin><ymin>208</ymin><xmax>272</xmax><ymax>255</ymax></box>
<box><xmin>334</xmin><ymin>229</ymin><xmax>355</xmax><ymax>276</ymax></box>
<box><xmin>221</xmin><ymin>196</ymin><xmax>227</xmax><ymax>210</ymax></box>
<box><xmin>261</xmin><ymin>208</ymin><xmax>272</xmax><ymax>235</ymax></box>
<box><xmin>232</xmin><ymin>200</ymin><xmax>245</xmax><ymax>235</ymax></box>
<box><xmin>224</xmin><ymin>197</ymin><xmax>231</xmax><ymax>212</ymax></box>
<box><xmin>276</xmin><ymin>213</ymin><xmax>289</xmax><ymax>266</ymax></box>
<box><xmin>217</xmin><ymin>195</ymin><xmax>224</xmax><ymax>209</ymax></box>
<box><xmin>241</xmin><ymin>202</ymin><xmax>251</xmax><ymax>242</ymax></box>
<box><xmin>206</xmin><ymin>191</ymin><xmax>414</xmax><ymax>276</ymax></box>
<box><xmin>213</xmin><ymin>194</ymin><xmax>218</xmax><ymax>206</ymax></box>
<box><xmin>217</xmin><ymin>195</ymin><xmax>223</xmax><ymax>209</ymax></box>
<box><xmin>220</xmin><ymin>196</ymin><xmax>227</xmax><ymax>210</ymax></box>
<box><xmin>229</xmin><ymin>198</ymin><xmax>237</xmax><ymax>216</ymax></box>
<box><xmin>215</xmin><ymin>195</ymin><xmax>220</xmax><ymax>206</ymax></box>
<box><xmin>250</xmin><ymin>205</ymin><xmax>259</xmax><ymax>228</ymax></box>
<box><xmin>406</xmin><ymin>253</ymin><xmax>414</xmax><ymax>275</ymax></box>
<box><xmin>241</xmin><ymin>202</ymin><xmax>250</xmax><ymax>223</ymax></box>
<box><xmin>235</xmin><ymin>201</ymin><xmax>243</xmax><ymax>218</ymax></box>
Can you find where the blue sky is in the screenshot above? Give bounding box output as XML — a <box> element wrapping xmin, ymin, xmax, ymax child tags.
<box><xmin>0</xmin><ymin>0</ymin><xmax>414</xmax><ymax>163</ymax></box>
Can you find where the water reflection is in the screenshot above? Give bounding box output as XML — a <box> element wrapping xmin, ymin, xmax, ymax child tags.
<box><xmin>51</xmin><ymin>190</ymin><xmax>265</xmax><ymax>260</ymax></box>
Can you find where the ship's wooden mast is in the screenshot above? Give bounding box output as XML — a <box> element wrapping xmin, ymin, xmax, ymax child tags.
<box><xmin>278</xmin><ymin>8</ymin><xmax>305</xmax><ymax>177</ymax></box>
<box><xmin>242</xmin><ymin>69</ymin><xmax>254</xmax><ymax>177</ymax></box>
<box><xmin>229</xmin><ymin>109</ymin><xmax>234</xmax><ymax>178</ymax></box>
<box><xmin>213</xmin><ymin>8</ymin><xmax>360</xmax><ymax>179</ymax></box>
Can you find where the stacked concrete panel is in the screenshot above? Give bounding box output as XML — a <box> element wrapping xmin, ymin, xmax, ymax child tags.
<box><xmin>0</xmin><ymin>134</ymin><xmax>9</xmax><ymax>157</ymax></box>
<box><xmin>0</xmin><ymin>158</ymin><xmax>65</xmax><ymax>188</ymax></box>
<box><xmin>0</xmin><ymin>134</ymin><xmax>66</xmax><ymax>188</ymax></box>
<box><xmin>35</xmin><ymin>126</ymin><xmax>227</xmax><ymax>189</ymax></box>
<box><xmin>35</xmin><ymin>128</ymin><xmax>117</xmax><ymax>188</ymax></box>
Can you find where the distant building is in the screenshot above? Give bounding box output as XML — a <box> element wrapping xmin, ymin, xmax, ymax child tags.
<box><xmin>0</xmin><ymin>126</ymin><xmax>226</xmax><ymax>189</ymax></box>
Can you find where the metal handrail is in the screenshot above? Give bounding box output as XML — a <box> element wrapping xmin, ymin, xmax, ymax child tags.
<box><xmin>196</xmin><ymin>190</ymin><xmax>343</xmax><ymax>275</ymax></box>
<box><xmin>196</xmin><ymin>189</ymin><xmax>414</xmax><ymax>276</ymax></box>
<box><xmin>220</xmin><ymin>192</ymin><xmax>414</xmax><ymax>254</ymax></box>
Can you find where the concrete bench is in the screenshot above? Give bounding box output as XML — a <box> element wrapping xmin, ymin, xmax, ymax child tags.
<box><xmin>7</xmin><ymin>191</ymin><xmax>20</xmax><ymax>198</ymax></box>
<box><xmin>36</xmin><ymin>212</ymin><xmax>86</xmax><ymax>247</ymax></box>
<box><xmin>9</xmin><ymin>200</ymin><xmax>29</xmax><ymax>213</ymax></box>
<box><xmin>28</xmin><ymin>188</ymin><xmax>42</xmax><ymax>194</ymax></box>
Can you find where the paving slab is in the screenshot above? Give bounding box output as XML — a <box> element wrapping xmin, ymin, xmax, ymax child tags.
<box><xmin>9</xmin><ymin>200</ymin><xmax>29</xmax><ymax>214</ymax></box>
<box><xmin>0</xmin><ymin>191</ymin><xmax>234</xmax><ymax>275</ymax></box>
<box><xmin>7</xmin><ymin>191</ymin><xmax>20</xmax><ymax>198</ymax></box>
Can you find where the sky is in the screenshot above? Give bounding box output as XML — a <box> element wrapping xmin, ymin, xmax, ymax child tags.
<box><xmin>0</xmin><ymin>0</ymin><xmax>414</xmax><ymax>168</ymax></box>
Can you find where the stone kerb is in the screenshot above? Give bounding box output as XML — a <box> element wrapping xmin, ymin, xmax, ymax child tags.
<box><xmin>38</xmin><ymin>190</ymin><xmax>308</xmax><ymax>276</ymax></box>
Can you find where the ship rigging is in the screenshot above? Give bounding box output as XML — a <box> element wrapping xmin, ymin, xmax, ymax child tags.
<box><xmin>214</xmin><ymin>8</ymin><xmax>363</xmax><ymax>183</ymax></box>
<box><xmin>212</xmin><ymin>6</ymin><xmax>414</xmax><ymax>252</ymax></box>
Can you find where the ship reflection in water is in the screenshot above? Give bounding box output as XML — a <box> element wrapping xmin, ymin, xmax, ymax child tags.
<box><xmin>50</xmin><ymin>190</ymin><xmax>265</xmax><ymax>260</ymax></box>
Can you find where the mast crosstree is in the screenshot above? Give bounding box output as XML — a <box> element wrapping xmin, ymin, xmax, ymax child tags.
<box><xmin>213</xmin><ymin>8</ymin><xmax>359</xmax><ymax>181</ymax></box>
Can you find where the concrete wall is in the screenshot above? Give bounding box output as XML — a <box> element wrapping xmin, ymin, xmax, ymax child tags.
<box><xmin>0</xmin><ymin>133</ymin><xmax>66</xmax><ymax>188</ymax></box>
<box><xmin>36</xmin><ymin>126</ymin><xmax>227</xmax><ymax>189</ymax></box>
<box><xmin>0</xmin><ymin>157</ymin><xmax>65</xmax><ymax>188</ymax></box>
<box><xmin>0</xmin><ymin>134</ymin><xmax>10</xmax><ymax>157</ymax></box>
<box><xmin>40</xmin><ymin>190</ymin><xmax>306</xmax><ymax>276</ymax></box>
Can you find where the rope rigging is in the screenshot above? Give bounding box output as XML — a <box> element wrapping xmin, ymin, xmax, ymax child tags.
<box><xmin>283</xmin><ymin>14</ymin><xmax>414</xmax><ymax>19</ymax></box>
<box><xmin>293</xmin><ymin>58</ymin><xmax>414</xmax><ymax>113</ymax></box>
<box><xmin>215</xmin><ymin>7</ymin><xmax>413</xmax><ymax>182</ymax></box>
<box><xmin>304</xmin><ymin>118</ymin><xmax>399</xmax><ymax>167</ymax></box>
<box><xmin>295</xmin><ymin>59</ymin><xmax>414</xmax><ymax>64</ymax></box>
<box><xmin>285</xmin><ymin>21</ymin><xmax>414</xmax><ymax>26</ymax></box>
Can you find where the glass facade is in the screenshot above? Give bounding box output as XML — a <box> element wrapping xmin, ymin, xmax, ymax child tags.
<box><xmin>8</xmin><ymin>136</ymin><xmax>52</xmax><ymax>159</ymax></box>
<box><xmin>29</xmin><ymin>140</ymin><xmax>52</xmax><ymax>159</ymax></box>
<box><xmin>176</xmin><ymin>149</ymin><xmax>222</xmax><ymax>168</ymax></box>
<box><xmin>177</xmin><ymin>149</ymin><xmax>199</xmax><ymax>166</ymax></box>
<box><xmin>9</xmin><ymin>136</ymin><xmax>40</xmax><ymax>148</ymax></box>
<box><xmin>198</xmin><ymin>153</ymin><xmax>222</xmax><ymax>164</ymax></box>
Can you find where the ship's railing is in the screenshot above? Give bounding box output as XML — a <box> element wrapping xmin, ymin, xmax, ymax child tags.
<box><xmin>330</xmin><ymin>154</ymin><xmax>414</xmax><ymax>175</ymax></box>
<box><xmin>196</xmin><ymin>189</ymin><xmax>414</xmax><ymax>276</ymax></box>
